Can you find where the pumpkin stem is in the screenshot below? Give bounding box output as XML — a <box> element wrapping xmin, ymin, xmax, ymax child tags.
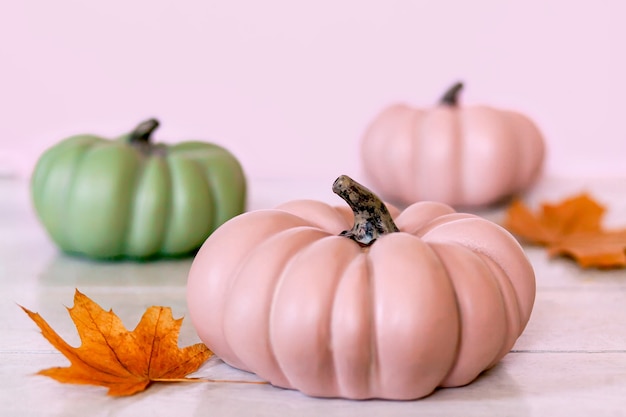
<box><xmin>439</xmin><ymin>81</ymin><xmax>464</xmax><ymax>106</ymax></box>
<box><xmin>333</xmin><ymin>175</ymin><xmax>399</xmax><ymax>246</ymax></box>
<box><xmin>129</xmin><ymin>118</ymin><xmax>160</xmax><ymax>144</ymax></box>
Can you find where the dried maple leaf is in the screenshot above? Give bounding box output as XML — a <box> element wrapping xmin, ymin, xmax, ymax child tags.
<box><xmin>21</xmin><ymin>289</ymin><xmax>212</xmax><ymax>396</ymax></box>
<box><xmin>547</xmin><ymin>230</ymin><xmax>626</xmax><ymax>268</ymax></box>
<box><xmin>504</xmin><ymin>194</ymin><xmax>605</xmax><ymax>245</ymax></box>
<box><xmin>504</xmin><ymin>193</ymin><xmax>626</xmax><ymax>268</ymax></box>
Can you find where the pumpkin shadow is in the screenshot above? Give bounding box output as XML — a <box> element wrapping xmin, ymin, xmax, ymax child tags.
<box><xmin>37</xmin><ymin>252</ymin><xmax>193</xmax><ymax>287</ymax></box>
<box><xmin>191</xmin><ymin>361</ymin><xmax>529</xmax><ymax>417</ymax></box>
<box><xmin>453</xmin><ymin>195</ymin><xmax>515</xmax><ymax>224</ymax></box>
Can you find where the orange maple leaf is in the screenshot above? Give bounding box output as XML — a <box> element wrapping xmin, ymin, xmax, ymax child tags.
<box><xmin>504</xmin><ymin>193</ymin><xmax>626</xmax><ymax>268</ymax></box>
<box><xmin>547</xmin><ymin>230</ymin><xmax>626</xmax><ymax>268</ymax></box>
<box><xmin>21</xmin><ymin>289</ymin><xmax>213</xmax><ymax>396</ymax></box>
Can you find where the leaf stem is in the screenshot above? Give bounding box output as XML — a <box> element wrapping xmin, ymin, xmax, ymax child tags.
<box><xmin>152</xmin><ymin>377</ymin><xmax>269</xmax><ymax>385</ymax></box>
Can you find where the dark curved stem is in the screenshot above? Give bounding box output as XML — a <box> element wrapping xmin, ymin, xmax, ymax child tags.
<box><xmin>439</xmin><ymin>81</ymin><xmax>464</xmax><ymax>106</ymax></box>
<box><xmin>332</xmin><ymin>175</ymin><xmax>399</xmax><ymax>246</ymax></box>
<box><xmin>129</xmin><ymin>119</ymin><xmax>160</xmax><ymax>144</ymax></box>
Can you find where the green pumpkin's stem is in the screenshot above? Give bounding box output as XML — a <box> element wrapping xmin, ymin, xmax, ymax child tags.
<box><xmin>439</xmin><ymin>81</ymin><xmax>464</xmax><ymax>106</ymax></box>
<box><xmin>129</xmin><ymin>118</ymin><xmax>160</xmax><ymax>144</ymax></box>
<box><xmin>333</xmin><ymin>175</ymin><xmax>399</xmax><ymax>246</ymax></box>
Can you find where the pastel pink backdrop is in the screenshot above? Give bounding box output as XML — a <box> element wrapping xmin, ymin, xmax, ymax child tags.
<box><xmin>1</xmin><ymin>0</ymin><xmax>625</xmax><ymax>182</ymax></box>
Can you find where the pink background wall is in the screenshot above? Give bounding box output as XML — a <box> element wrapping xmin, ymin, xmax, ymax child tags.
<box><xmin>1</xmin><ymin>0</ymin><xmax>625</xmax><ymax>181</ymax></box>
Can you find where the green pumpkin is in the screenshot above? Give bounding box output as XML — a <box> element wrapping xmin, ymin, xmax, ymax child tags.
<box><xmin>31</xmin><ymin>119</ymin><xmax>247</xmax><ymax>260</ymax></box>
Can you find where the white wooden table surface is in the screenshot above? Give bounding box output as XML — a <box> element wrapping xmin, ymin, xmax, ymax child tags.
<box><xmin>1</xmin><ymin>175</ymin><xmax>625</xmax><ymax>417</ymax></box>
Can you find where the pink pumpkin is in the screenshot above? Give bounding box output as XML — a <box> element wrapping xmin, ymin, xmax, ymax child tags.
<box><xmin>186</xmin><ymin>175</ymin><xmax>535</xmax><ymax>400</ymax></box>
<box><xmin>361</xmin><ymin>82</ymin><xmax>546</xmax><ymax>207</ymax></box>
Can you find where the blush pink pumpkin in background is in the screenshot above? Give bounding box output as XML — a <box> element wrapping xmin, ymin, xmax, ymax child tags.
<box><xmin>361</xmin><ymin>82</ymin><xmax>546</xmax><ymax>208</ymax></box>
<box><xmin>186</xmin><ymin>175</ymin><xmax>536</xmax><ymax>400</ymax></box>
